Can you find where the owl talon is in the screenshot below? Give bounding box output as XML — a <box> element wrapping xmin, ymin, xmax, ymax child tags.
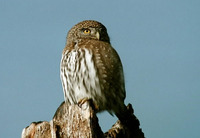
<box><xmin>93</xmin><ymin>104</ymin><xmax>99</xmax><ymax>111</ymax></box>
<box><xmin>78</xmin><ymin>98</ymin><xmax>90</xmax><ymax>107</ymax></box>
<box><xmin>78</xmin><ymin>98</ymin><xmax>99</xmax><ymax>111</ymax></box>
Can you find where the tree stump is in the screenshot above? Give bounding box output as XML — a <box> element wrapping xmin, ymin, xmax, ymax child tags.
<box><xmin>21</xmin><ymin>101</ymin><xmax>144</xmax><ymax>138</ymax></box>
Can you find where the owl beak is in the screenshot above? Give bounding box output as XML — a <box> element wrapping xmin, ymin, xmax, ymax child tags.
<box><xmin>96</xmin><ymin>32</ymin><xmax>100</xmax><ymax>40</ymax></box>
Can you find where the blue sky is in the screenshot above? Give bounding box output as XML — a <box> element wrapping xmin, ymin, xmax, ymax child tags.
<box><xmin>0</xmin><ymin>0</ymin><xmax>200</xmax><ymax>137</ymax></box>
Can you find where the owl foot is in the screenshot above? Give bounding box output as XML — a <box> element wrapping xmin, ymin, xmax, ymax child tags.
<box><xmin>78</xmin><ymin>98</ymin><xmax>99</xmax><ymax>112</ymax></box>
<box><xmin>78</xmin><ymin>98</ymin><xmax>89</xmax><ymax>107</ymax></box>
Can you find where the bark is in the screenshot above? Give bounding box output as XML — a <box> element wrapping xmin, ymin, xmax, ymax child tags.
<box><xmin>21</xmin><ymin>101</ymin><xmax>144</xmax><ymax>138</ymax></box>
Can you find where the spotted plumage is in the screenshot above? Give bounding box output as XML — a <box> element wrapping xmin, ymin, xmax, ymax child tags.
<box><xmin>60</xmin><ymin>20</ymin><xmax>126</xmax><ymax>118</ymax></box>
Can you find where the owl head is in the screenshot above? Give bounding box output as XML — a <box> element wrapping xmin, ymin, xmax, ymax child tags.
<box><xmin>66</xmin><ymin>20</ymin><xmax>110</xmax><ymax>45</ymax></box>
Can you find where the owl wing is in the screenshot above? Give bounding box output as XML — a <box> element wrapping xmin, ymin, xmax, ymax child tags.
<box><xmin>84</xmin><ymin>40</ymin><xmax>126</xmax><ymax>101</ymax></box>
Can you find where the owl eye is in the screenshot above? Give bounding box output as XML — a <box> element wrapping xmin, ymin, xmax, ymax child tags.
<box><xmin>83</xmin><ymin>29</ymin><xmax>91</xmax><ymax>34</ymax></box>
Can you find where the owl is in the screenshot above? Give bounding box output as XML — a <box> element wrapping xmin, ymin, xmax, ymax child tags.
<box><xmin>60</xmin><ymin>20</ymin><xmax>126</xmax><ymax>119</ymax></box>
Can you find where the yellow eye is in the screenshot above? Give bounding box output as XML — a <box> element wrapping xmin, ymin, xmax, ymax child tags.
<box><xmin>83</xmin><ymin>29</ymin><xmax>91</xmax><ymax>34</ymax></box>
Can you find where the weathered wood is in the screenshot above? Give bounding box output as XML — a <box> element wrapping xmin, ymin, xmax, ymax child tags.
<box><xmin>21</xmin><ymin>101</ymin><xmax>144</xmax><ymax>138</ymax></box>
<box><xmin>105</xmin><ymin>104</ymin><xmax>144</xmax><ymax>138</ymax></box>
<box><xmin>52</xmin><ymin>101</ymin><xmax>104</xmax><ymax>138</ymax></box>
<box><xmin>21</xmin><ymin>121</ymin><xmax>52</xmax><ymax>138</ymax></box>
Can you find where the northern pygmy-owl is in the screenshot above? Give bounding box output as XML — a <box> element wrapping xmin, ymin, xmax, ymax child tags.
<box><xmin>60</xmin><ymin>20</ymin><xmax>126</xmax><ymax>119</ymax></box>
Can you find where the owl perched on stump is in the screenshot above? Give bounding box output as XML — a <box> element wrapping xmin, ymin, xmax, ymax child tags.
<box><xmin>60</xmin><ymin>20</ymin><xmax>127</xmax><ymax>120</ymax></box>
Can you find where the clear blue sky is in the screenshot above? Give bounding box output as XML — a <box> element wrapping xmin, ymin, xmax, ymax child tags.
<box><xmin>0</xmin><ymin>0</ymin><xmax>200</xmax><ymax>137</ymax></box>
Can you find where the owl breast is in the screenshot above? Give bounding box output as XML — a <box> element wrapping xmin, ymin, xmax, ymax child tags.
<box><xmin>60</xmin><ymin>47</ymin><xmax>107</xmax><ymax>108</ymax></box>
